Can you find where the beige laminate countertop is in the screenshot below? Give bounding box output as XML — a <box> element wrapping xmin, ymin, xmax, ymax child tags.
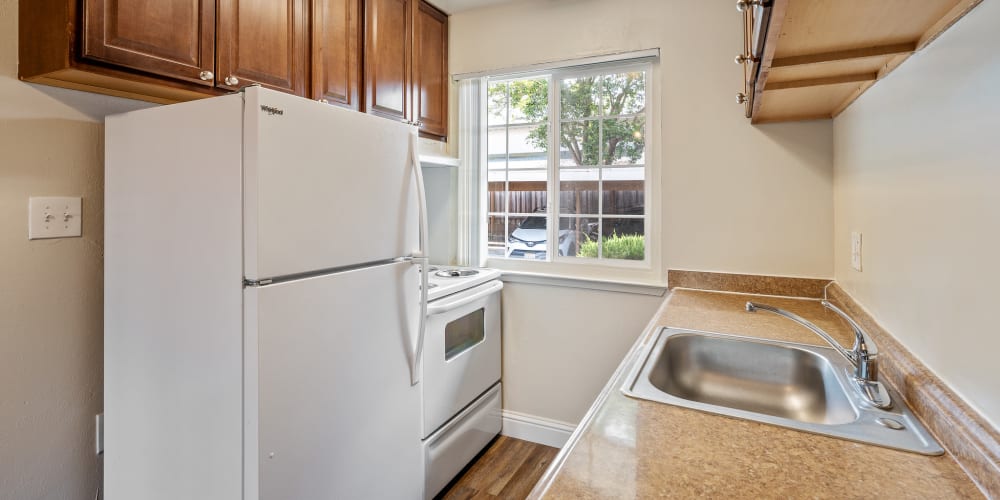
<box><xmin>530</xmin><ymin>289</ymin><xmax>983</xmax><ymax>499</ymax></box>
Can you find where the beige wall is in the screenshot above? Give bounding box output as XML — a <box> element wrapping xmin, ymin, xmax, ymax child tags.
<box><xmin>450</xmin><ymin>0</ymin><xmax>835</xmax><ymax>424</ymax></box>
<box><xmin>0</xmin><ymin>1</ymin><xmax>150</xmax><ymax>498</ymax></box>
<box><xmin>500</xmin><ymin>283</ymin><xmax>663</xmax><ymax>423</ymax></box>
<box><xmin>833</xmin><ymin>2</ymin><xmax>1000</xmax><ymax>429</ymax></box>
<box><xmin>451</xmin><ymin>0</ymin><xmax>835</xmax><ymax>280</ymax></box>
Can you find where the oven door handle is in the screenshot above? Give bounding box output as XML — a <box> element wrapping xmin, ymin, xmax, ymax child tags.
<box><xmin>427</xmin><ymin>281</ymin><xmax>504</xmax><ymax>316</ymax></box>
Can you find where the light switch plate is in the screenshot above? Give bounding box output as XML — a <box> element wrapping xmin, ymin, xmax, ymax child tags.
<box><xmin>28</xmin><ymin>197</ymin><xmax>82</xmax><ymax>240</ymax></box>
<box><xmin>851</xmin><ymin>231</ymin><xmax>863</xmax><ymax>272</ymax></box>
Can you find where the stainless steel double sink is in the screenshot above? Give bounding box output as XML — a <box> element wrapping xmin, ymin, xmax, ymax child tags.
<box><xmin>622</xmin><ymin>327</ymin><xmax>943</xmax><ymax>455</ymax></box>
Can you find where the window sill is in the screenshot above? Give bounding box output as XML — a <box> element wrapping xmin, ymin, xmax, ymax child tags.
<box><xmin>498</xmin><ymin>270</ymin><xmax>667</xmax><ymax>296</ymax></box>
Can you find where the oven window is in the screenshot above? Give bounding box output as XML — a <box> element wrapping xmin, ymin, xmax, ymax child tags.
<box><xmin>444</xmin><ymin>308</ymin><xmax>486</xmax><ymax>361</ymax></box>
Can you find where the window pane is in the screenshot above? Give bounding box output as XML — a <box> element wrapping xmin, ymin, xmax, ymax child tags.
<box><xmin>487</xmin><ymin>215</ymin><xmax>506</xmax><ymax>258</ymax></box>
<box><xmin>602</xmin><ymin>116</ymin><xmax>646</xmax><ymax>165</ymax></box>
<box><xmin>558</xmin><ymin>168</ymin><xmax>599</xmax><ymax>215</ymax></box>
<box><xmin>560</xmin><ymin>216</ymin><xmax>596</xmax><ymax>259</ymax></box>
<box><xmin>508</xmin><ymin>123</ymin><xmax>548</xmax><ymax>169</ymax></box>
<box><xmin>560</xmin><ymin>76</ymin><xmax>600</xmax><ymax>120</ymax></box>
<box><xmin>508</xmin><ymin>78</ymin><xmax>548</xmax><ymax>124</ymax></box>
<box><xmin>601</xmin><ymin>72</ymin><xmax>645</xmax><ymax>116</ymax></box>
<box><xmin>559</xmin><ymin>120</ymin><xmax>600</xmax><ymax>166</ymax></box>
<box><xmin>487</xmin><ymin>179</ymin><xmax>506</xmax><ymax>213</ymax></box>
<box><xmin>487</xmin><ymin>81</ymin><xmax>508</xmax><ymax>126</ymax></box>
<box><xmin>506</xmin><ymin>215</ymin><xmax>549</xmax><ymax>260</ymax></box>
<box><xmin>505</xmin><ymin>175</ymin><xmax>547</xmax><ymax>214</ymax></box>
<box><xmin>601</xmin><ymin>167</ymin><xmax>644</xmax><ymax>215</ymax></box>
<box><xmin>486</xmin><ymin>125</ymin><xmax>508</xmax><ymax>170</ymax></box>
<box><xmin>601</xmin><ymin>218</ymin><xmax>645</xmax><ymax>260</ymax></box>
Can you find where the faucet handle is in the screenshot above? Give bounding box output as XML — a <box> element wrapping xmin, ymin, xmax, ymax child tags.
<box><xmin>820</xmin><ymin>300</ymin><xmax>878</xmax><ymax>357</ymax></box>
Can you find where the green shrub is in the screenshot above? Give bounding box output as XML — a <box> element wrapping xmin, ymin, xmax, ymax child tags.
<box><xmin>577</xmin><ymin>233</ymin><xmax>644</xmax><ymax>260</ymax></box>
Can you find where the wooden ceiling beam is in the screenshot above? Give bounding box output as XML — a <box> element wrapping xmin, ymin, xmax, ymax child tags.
<box><xmin>918</xmin><ymin>0</ymin><xmax>984</xmax><ymax>50</ymax></box>
<box><xmin>764</xmin><ymin>73</ymin><xmax>876</xmax><ymax>91</ymax></box>
<box><xmin>753</xmin><ymin>113</ymin><xmax>833</xmax><ymax>124</ymax></box>
<box><xmin>771</xmin><ymin>42</ymin><xmax>916</xmax><ymax>68</ymax></box>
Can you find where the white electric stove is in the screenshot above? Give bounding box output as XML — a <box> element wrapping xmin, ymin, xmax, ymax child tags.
<box><xmin>419</xmin><ymin>266</ymin><xmax>503</xmax><ymax>498</ymax></box>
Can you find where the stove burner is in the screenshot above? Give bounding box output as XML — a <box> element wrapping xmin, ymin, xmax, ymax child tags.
<box><xmin>434</xmin><ymin>269</ymin><xmax>480</xmax><ymax>278</ymax></box>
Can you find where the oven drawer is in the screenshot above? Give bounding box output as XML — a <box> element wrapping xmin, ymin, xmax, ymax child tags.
<box><xmin>422</xmin><ymin>280</ymin><xmax>502</xmax><ymax>437</ymax></box>
<box><xmin>424</xmin><ymin>383</ymin><xmax>502</xmax><ymax>499</ymax></box>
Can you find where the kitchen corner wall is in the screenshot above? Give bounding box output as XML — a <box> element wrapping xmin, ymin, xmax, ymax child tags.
<box><xmin>833</xmin><ymin>1</ymin><xmax>1000</xmax><ymax>429</ymax></box>
<box><xmin>0</xmin><ymin>2</ymin><xmax>150</xmax><ymax>498</ymax></box>
<box><xmin>449</xmin><ymin>0</ymin><xmax>834</xmax><ymax>425</ymax></box>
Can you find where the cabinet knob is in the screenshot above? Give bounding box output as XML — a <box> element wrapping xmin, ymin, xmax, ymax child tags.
<box><xmin>736</xmin><ymin>0</ymin><xmax>763</xmax><ymax>13</ymax></box>
<box><xmin>737</xmin><ymin>93</ymin><xmax>748</xmax><ymax>104</ymax></box>
<box><xmin>225</xmin><ymin>76</ymin><xmax>240</xmax><ymax>86</ymax></box>
<box><xmin>735</xmin><ymin>54</ymin><xmax>757</xmax><ymax>65</ymax></box>
<box><xmin>199</xmin><ymin>70</ymin><xmax>214</xmax><ymax>81</ymax></box>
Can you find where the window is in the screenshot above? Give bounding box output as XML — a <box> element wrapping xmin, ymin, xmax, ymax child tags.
<box><xmin>484</xmin><ymin>63</ymin><xmax>650</xmax><ymax>264</ymax></box>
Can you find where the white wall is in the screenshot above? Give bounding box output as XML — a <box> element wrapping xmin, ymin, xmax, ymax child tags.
<box><xmin>833</xmin><ymin>1</ymin><xmax>1000</xmax><ymax>428</ymax></box>
<box><xmin>0</xmin><ymin>1</ymin><xmax>150</xmax><ymax>498</ymax></box>
<box><xmin>451</xmin><ymin>0</ymin><xmax>835</xmax><ymax>280</ymax></box>
<box><xmin>500</xmin><ymin>283</ymin><xmax>663</xmax><ymax>424</ymax></box>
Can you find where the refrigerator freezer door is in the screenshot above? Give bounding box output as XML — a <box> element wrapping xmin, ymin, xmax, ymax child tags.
<box><xmin>244</xmin><ymin>261</ymin><xmax>423</xmax><ymax>499</ymax></box>
<box><xmin>243</xmin><ymin>87</ymin><xmax>421</xmax><ymax>280</ymax></box>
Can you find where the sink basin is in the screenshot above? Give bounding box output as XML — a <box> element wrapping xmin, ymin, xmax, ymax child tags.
<box><xmin>649</xmin><ymin>333</ymin><xmax>857</xmax><ymax>425</ymax></box>
<box><xmin>623</xmin><ymin>327</ymin><xmax>943</xmax><ymax>455</ymax></box>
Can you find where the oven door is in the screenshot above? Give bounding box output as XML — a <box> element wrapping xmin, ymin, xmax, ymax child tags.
<box><xmin>421</xmin><ymin>280</ymin><xmax>503</xmax><ymax>438</ymax></box>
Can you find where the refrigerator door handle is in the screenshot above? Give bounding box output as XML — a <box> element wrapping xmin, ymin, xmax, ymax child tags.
<box><xmin>411</xmin><ymin>255</ymin><xmax>429</xmax><ymax>386</ymax></box>
<box><xmin>410</xmin><ymin>130</ymin><xmax>429</xmax><ymax>260</ymax></box>
<box><xmin>409</xmin><ymin>131</ymin><xmax>430</xmax><ymax>386</ymax></box>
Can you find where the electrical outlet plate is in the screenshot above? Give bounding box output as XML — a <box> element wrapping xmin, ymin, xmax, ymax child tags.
<box><xmin>851</xmin><ymin>231</ymin><xmax>863</xmax><ymax>272</ymax></box>
<box><xmin>28</xmin><ymin>197</ymin><xmax>82</xmax><ymax>240</ymax></box>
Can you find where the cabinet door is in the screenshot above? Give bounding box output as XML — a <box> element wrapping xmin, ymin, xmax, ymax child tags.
<box><xmin>412</xmin><ymin>0</ymin><xmax>448</xmax><ymax>139</ymax></box>
<box><xmin>217</xmin><ymin>0</ymin><xmax>310</xmax><ymax>95</ymax></box>
<box><xmin>364</xmin><ymin>0</ymin><xmax>412</xmax><ymax>123</ymax></box>
<box><xmin>312</xmin><ymin>0</ymin><xmax>362</xmax><ymax>109</ymax></box>
<box><xmin>83</xmin><ymin>0</ymin><xmax>216</xmax><ymax>85</ymax></box>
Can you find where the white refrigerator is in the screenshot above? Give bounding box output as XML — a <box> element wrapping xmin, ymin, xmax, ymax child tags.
<box><xmin>104</xmin><ymin>87</ymin><xmax>429</xmax><ymax>500</ymax></box>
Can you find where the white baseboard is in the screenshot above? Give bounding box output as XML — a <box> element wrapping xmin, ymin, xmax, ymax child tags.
<box><xmin>501</xmin><ymin>410</ymin><xmax>576</xmax><ymax>448</ymax></box>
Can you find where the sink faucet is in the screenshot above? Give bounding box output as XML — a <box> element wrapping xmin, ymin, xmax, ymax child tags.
<box><xmin>745</xmin><ymin>300</ymin><xmax>892</xmax><ymax>409</ymax></box>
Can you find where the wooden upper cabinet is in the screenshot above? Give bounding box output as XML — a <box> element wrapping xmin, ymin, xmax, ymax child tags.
<box><xmin>21</xmin><ymin>0</ymin><xmax>450</xmax><ymax>126</ymax></box>
<box><xmin>216</xmin><ymin>0</ymin><xmax>310</xmax><ymax>95</ymax></box>
<box><xmin>365</xmin><ymin>0</ymin><xmax>412</xmax><ymax>123</ymax></box>
<box><xmin>312</xmin><ymin>0</ymin><xmax>362</xmax><ymax>109</ymax></box>
<box><xmin>412</xmin><ymin>1</ymin><xmax>448</xmax><ymax>139</ymax></box>
<box><xmin>83</xmin><ymin>0</ymin><xmax>216</xmax><ymax>85</ymax></box>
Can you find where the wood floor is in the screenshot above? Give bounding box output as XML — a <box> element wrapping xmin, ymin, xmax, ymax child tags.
<box><xmin>437</xmin><ymin>436</ymin><xmax>560</xmax><ymax>500</ymax></box>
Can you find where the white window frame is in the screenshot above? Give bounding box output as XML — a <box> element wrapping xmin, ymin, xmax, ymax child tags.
<box><xmin>464</xmin><ymin>57</ymin><xmax>660</xmax><ymax>282</ymax></box>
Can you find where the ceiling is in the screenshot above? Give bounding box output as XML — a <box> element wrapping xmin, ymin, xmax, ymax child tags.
<box><xmin>428</xmin><ymin>0</ymin><xmax>520</xmax><ymax>14</ymax></box>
